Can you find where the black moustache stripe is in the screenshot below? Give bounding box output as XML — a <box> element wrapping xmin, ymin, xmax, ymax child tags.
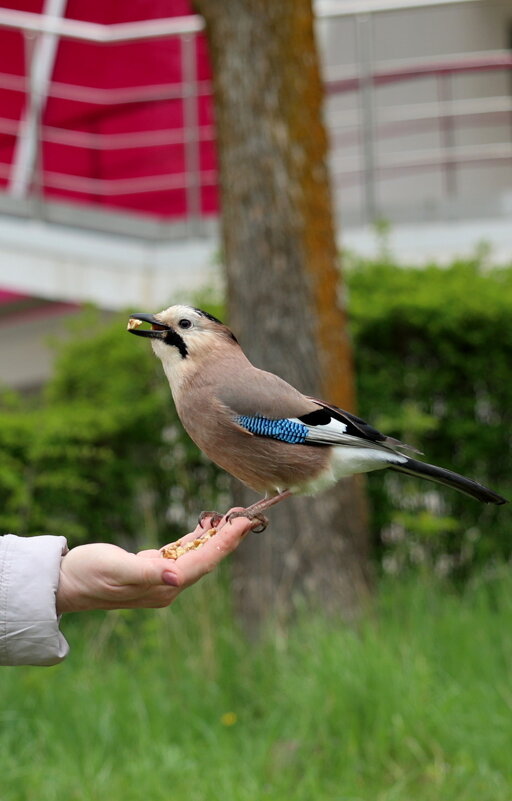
<box><xmin>164</xmin><ymin>329</ymin><xmax>188</xmax><ymax>359</ymax></box>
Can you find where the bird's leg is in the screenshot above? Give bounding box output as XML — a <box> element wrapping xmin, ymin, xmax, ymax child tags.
<box><xmin>226</xmin><ymin>490</ymin><xmax>293</xmax><ymax>533</ymax></box>
<box><xmin>243</xmin><ymin>490</ymin><xmax>293</xmax><ymax>515</ymax></box>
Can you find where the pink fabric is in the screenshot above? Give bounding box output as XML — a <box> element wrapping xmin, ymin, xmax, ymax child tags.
<box><xmin>0</xmin><ymin>0</ymin><xmax>217</xmax><ymax>218</ymax></box>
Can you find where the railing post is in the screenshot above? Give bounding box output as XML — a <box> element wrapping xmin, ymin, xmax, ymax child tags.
<box><xmin>182</xmin><ymin>32</ymin><xmax>202</xmax><ymax>235</ymax></box>
<box><xmin>355</xmin><ymin>12</ymin><xmax>379</xmax><ymax>224</ymax></box>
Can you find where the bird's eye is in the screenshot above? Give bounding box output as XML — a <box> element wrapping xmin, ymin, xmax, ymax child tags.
<box><xmin>178</xmin><ymin>318</ymin><xmax>192</xmax><ymax>329</ymax></box>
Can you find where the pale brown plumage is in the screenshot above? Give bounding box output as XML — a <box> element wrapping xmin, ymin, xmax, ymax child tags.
<box><xmin>155</xmin><ymin>315</ymin><xmax>330</xmax><ymax>494</ymax></box>
<box><xmin>177</xmin><ymin>357</ymin><xmax>331</xmax><ymax>495</ymax></box>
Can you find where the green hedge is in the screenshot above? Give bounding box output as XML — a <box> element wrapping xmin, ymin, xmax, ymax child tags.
<box><xmin>349</xmin><ymin>257</ymin><xmax>512</xmax><ymax>575</ymax></box>
<box><xmin>0</xmin><ymin>309</ymin><xmax>227</xmax><ymax>547</ymax></box>
<box><xmin>0</xmin><ymin>261</ymin><xmax>510</xmax><ymax>575</ymax></box>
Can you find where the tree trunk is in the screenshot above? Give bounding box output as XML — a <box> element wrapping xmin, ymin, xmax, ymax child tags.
<box><xmin>194</xmin><ymin>0</ymin><xmax>372</xmax><ymax>631</ymax></box>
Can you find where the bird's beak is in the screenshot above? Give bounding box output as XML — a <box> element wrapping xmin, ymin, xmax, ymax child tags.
<box><xmin>127</xmin><ymin>313</ymin><xmax>171</xmax><ymax>339</ymax></box>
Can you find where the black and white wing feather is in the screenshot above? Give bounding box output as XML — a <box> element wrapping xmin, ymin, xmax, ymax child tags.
<box><xmin>234</xmin><ymin>398</ymin><xmax>506</xmax><ymax>505</ymax></box>
<box><xmin>299</xmin><ymin>399</ymin><xmax>420</xmax><ymax>453</ymax></box>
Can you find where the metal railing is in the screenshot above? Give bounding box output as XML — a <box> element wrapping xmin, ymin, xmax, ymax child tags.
<box><xmin>326</xmin><ymin>50</ymin><xmax>512</xmax><ymax>220</ymax></box>
<box><xmin>0</xmin><ymin>0</ymin><xmax>509</xmax><ymax>233</ymax></box>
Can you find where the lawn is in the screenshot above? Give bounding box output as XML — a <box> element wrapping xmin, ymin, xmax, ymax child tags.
<box><xmin>2</xmin><ymin>572</ymin><xmax>512</xmax><ymax>801</ymax></box>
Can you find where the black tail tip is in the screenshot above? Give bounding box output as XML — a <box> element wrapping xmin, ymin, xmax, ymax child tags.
<box><xmin>468</xmin><ymin>488</ymin><xmax>508</xmax><ymax>505</ymax></box>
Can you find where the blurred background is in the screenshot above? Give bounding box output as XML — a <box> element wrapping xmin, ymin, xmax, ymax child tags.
<box><xmin>1</xmin><ymin>1</ymin><xmax>512</xmax><ymax>799</ymax></box>
<box><xmin>0</xmin><ymin>0</ymin><xmax>510</xmax><ymax>386</ymax></box>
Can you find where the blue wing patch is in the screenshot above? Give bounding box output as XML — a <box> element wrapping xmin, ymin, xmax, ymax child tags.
<box><xmin>235</xmin><ymin>415</ymin><xmax>308</xmax><ymax>444</ymax></box>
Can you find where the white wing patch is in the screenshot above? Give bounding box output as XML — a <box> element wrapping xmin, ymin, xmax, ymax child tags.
<box><xmin>291</xmin><ymin>415</ymin><xmax>395</xmax><ymax>449</ymax></box>
<box><xmin>288</xmin><ymin>416</ymin><xmax>349</xmax><ymax>444</ymax></box>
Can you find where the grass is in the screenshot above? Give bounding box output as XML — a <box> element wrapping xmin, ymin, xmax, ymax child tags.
<box><xmin>2</xmin><ymin>571</ymin><xmax>512</xmax><ymax>801</ymax></box>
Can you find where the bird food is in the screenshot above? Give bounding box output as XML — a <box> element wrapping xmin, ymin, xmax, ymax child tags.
<box><xmin>161</xmin><ymin>527</ymin><xmax>218</xmax><ymax>560</ymax></box>
<box><xmin>127</xmin><ymin>318</ymin><xmax>143</xmax><ymax>331</ymax></box>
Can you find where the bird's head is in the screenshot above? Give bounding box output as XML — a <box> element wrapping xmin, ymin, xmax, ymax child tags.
<box><xmin>127</xmin><ymin>305</ymin><xmax>239</xmax><ymax>381</ymax></box>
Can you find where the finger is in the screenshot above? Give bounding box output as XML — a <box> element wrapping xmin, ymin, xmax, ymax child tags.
<box><xmin>134</xmin><ymin>550</ymin><xmax>183</xmax><ymax>588</ymax></box>
<box><xmin>134</xmin><ymin>512</ymin><xmax>257</xmax><ymax>591</ymax></box>
<box><xmin>159</xmin><ymin>507</ymin><xmax>254</xmax><ymax>556</ymax></box>
<box><xmin>118</xmin><ymin>554</ymin><xmax>182</xmax><ymax>589</ymax></box>
<box><xmin>169</xmin><ymin>515</ymin><xmax>256</xmax><ymax>588</ymax></box>
<box><xmin>179</xmin><ymin>527</ymin><xmax>209</xmax><ymax>545</ymax></box>
<box><xmin>181</xmin><ymin>511</ymin><xmax>229</xmax><ymax>542</ymax></box>
<box><xmin>168</xmin><ymin>515</ymin><xmax>222</xmax><ymax>547</ymax></box>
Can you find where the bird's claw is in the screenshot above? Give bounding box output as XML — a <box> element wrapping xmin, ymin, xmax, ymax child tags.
<box><xmin>198</xmin><ymin>510</ymin><xmax>224</xmax><ymax>529</ymax></box>
<box><xmin>226</xmin><ymin>510</ymin><xmax>269</xmax><ymax>533</ymax></box>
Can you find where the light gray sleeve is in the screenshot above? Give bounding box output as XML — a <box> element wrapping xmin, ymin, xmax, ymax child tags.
<box><xmin>0</xmin><ymin>534</ymin><xmax>70</xmax><ymax>666</ymax></box>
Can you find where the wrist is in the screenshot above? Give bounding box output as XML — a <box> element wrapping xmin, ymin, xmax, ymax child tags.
<box><xmin>56</xmin><ymin>552</ymin><xmax>87</xmax><ymax>614</ymax></box>
<box><xmin>55</xmin><ymin>565</ymin><xmax>74</xmax><ymax>614</ymax></box>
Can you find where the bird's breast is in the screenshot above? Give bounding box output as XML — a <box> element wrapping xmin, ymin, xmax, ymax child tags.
<box><xmin>176</xmin><ymin>394</ymin><xmax>332</xmax><ymax>495</ymax></box>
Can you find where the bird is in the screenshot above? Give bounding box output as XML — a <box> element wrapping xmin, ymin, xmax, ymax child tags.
<box><xmin>127</xmin><ymin>305</ymin><xmax>507</xmax><ymax>529</ymax></box>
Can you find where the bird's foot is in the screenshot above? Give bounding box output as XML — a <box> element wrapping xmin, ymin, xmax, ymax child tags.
<box><xmin>198</xmin><ymin>510</ymin><xmax>224</xmax><ymax>529</ymax></box>
<box><xmin>226</xmin><ymin>509</ymin><xmax>269</xmax><ymax>533</ymax></box>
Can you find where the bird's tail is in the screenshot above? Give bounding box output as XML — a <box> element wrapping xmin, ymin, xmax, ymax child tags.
<box><xmin>389</xmin><ymin>457</ymin><xmax>507</xmax><ymax>505</ymax></box>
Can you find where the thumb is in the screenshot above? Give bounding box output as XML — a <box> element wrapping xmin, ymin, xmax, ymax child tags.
<box><xmin>128</xmin><ymin>554</ymin><xmax>180</xmax><ymax>588</ymax></box>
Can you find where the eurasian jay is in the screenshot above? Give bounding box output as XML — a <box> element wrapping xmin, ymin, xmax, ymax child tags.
<box><xmin>128</xmin><ymin>305</ymin><xmax>507</xmax><ymax>529</ymax></box>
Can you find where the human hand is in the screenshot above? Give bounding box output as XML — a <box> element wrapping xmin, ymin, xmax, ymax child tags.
<box><xmin>56</xmin><ymin>511</ymin><xmax>256</xmax><ymax>614</ymax></box>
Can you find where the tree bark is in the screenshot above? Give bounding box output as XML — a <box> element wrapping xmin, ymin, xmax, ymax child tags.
<box><xmin>193</xmin><ymin>0</ymin><xmax>372</xmax><ymax>631</ymax></box>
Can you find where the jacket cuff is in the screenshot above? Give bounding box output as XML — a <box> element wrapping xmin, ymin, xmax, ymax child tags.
<box><xmin>0</xmin><ymin>534</ymin><xmax>70</xmax><ymax>666</ymax></box>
